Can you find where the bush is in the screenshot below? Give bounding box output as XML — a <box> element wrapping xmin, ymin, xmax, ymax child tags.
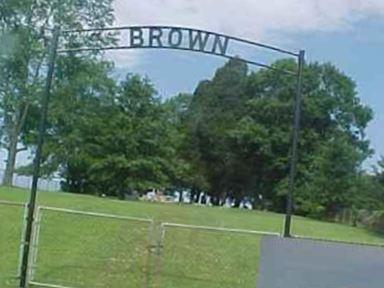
<box><xmin>358</xmin><ymin>210</ymin><xmax>384</xmax><ymax>233</ymax></box>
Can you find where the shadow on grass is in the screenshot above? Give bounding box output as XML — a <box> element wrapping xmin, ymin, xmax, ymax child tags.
<box><xmin>365</xmin><ymin>228</ymin><xmax>384</xmax><ymax>240</ymax></box>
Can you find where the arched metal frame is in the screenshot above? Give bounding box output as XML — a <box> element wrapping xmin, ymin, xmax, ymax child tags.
<box><xmin>19</xmin><ymin>25</ymin><xmax>305</xmax><ymax>287</ymax></box>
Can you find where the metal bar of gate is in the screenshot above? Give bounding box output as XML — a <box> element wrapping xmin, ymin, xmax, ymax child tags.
<box><xmin>162</xmin><ymin>222</ymin><xmax>281</xmax><ymax>236</ymax></box>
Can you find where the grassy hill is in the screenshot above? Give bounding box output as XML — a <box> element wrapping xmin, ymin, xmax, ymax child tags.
<box><xmin>1</xmin><ymin>186</ymin><xmax>383</xmax><ymax>288</ymax></box>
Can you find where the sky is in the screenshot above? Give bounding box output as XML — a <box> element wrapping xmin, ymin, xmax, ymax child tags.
<box><xmin>1</xmin><ymin>0</ymin><xmax>382</xmax><ymax>171</ymax></box>
<box><xmin>109</xmin><ymin>0</ymin><xmax>384</xmax><ymax>169</ymax></box>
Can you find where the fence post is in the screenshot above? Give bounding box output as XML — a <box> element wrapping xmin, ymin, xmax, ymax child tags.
<box><xmin>284</xmin><ymin>50</ymin><xmax>305</xmax><ymax>237</ymax></box>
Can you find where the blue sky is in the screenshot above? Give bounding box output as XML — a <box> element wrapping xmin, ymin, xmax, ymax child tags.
<box><xmin>109</xmin><ymin>0</ymin><xmax>384</xmax><ymax>170</ymax></box>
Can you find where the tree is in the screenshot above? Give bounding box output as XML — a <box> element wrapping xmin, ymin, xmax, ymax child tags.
<box><xmin>39</xmin><ymin>73</ymin><xmax>181</xmax><ymax>197</ymax></box>
<box><xmin>184</xmin><ymin>58</ymin><xmax>373</xmax><ymax>214</ymax></box>
<box><xmin>46</xmin><ymin>57</ymin><xmax>117</xmax><ymax>193</ymax></box>
<box><xmin>0</xmin><ymin>0</ymin><xmax>114</xmax><ymax>185</ymax></box>
<box><xmin>295</xmin><ymin>135</ymin><xmax>364</xmax><ymax>217</ymax></box>
<box><xmin>85</xmin><ymin>75</ymin><xmax>178</xmax><ymax>197</ymax></box>
<box><xmin>163</xmin><ymin>93</ymin><xmax>210</xmax><ymax>199</ymax></box>
<box><xmin>185</xmin><ymin>58</ymin><xmax>249</xmax><ymax>202</ymax></box>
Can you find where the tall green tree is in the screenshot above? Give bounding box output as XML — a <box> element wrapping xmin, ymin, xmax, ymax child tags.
<box><xmin>185</xmin><ymin>58</ymin><xmax>373</xmax><ymax>215</ymax></box>
<box><xmin>85</xmin><ymin>75</ymin><xmax>178</xmax><ymax>197</ymax></box>
<box><xmin>163</xmin><ymin>93</ymin><xmax>210</xmax><ymax>197</ymax></box>
<box><xmin>45</xmin><ymin>58</ymin><xmax>116</xmax><ymax>192</ymax></box>
<box><xmin>41</xmin><ymin>73</ymin><xmax>181</xmax><ymax>197</ymax></box>
<box><xmin>0</xmin><ymin>0</ymin><xmax>114</xmax><ymax>185</ymax></box>
<box><xmin>185</xmin><ymin>59</ymin><xmax>249</xmax><ymax>202</ymax></box>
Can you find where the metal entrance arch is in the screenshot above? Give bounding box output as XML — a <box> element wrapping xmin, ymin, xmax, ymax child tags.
<box><xmin>19</xmin><ymin>25</ymin><xmax>305</xmax><ymax>288</ymax></box>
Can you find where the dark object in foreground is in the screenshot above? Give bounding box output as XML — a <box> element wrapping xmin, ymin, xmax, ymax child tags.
<box><xmin>258</xmin><ymin>236</ymin><xmax>384</xmax><ymax>288</ymax></box>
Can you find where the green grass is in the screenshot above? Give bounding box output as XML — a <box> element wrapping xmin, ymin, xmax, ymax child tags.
<box><xmin>1</xmin><ymin>186</ymin><xmax>383</xmax><ymax>288</ymax></box>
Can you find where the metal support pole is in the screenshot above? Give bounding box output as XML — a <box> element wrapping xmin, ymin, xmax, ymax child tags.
<box><xmin>284</xmin><ymin>50</ymin><xmax>305</xmax><ymax>238</ymax></box>
<box><xmin>19</xmin><ymin>27</ymin><xmax>60</xmax><ymax>288</ymax></box>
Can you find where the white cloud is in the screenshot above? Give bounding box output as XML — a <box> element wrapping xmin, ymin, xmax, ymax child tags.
<box><xmin>114</xmin><ymin>0</ymin><xmax>384</xmax><ymax>40</ymax></box>
<box><xmin>110</xmin><ymin>0</ymin><xmax>384</xmax><ymax>66</ymax></box>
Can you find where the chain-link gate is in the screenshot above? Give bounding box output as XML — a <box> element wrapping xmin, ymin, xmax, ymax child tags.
<box><xmin>27</xmin><ymin>206</ymin><xmax>154</xmax><ymax>288</ymax></box>
<box><xmin>155</xmin><ymin>222</ymin><xmax>280</xmax><ymax>288</ymax></box>
<box><xmin>4</xmin><ymin>200</ymin><xmax>384</xmax><ymax>288</ymax></box>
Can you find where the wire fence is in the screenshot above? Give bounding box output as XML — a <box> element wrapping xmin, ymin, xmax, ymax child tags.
<box><xmin>28</xmin><ymin>207</ymin><xmax>154</xmax><ymax>288</ymax></box>
<box><xmin>2</xmin><ymin>201</ymin><xmax>384</xmax><ymax>288</ymax></box>
<box><xmin>22</xmin><ymin>206</ymin><xmax>282</xmax><ymax>288</ymax></box>
<box><xmin>155</xmin><ymin>223</ymin><xmax>279</xmax><ymax>288</ymax></box>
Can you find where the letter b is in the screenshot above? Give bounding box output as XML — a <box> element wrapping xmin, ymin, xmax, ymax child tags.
<box><xmin>130</xmin><ymin>27</ymin><xmax>144</xmax><ymax>47</ymax></box>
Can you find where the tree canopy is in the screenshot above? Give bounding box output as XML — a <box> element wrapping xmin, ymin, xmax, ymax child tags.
<box><xmin>182</xmin><ymin>58</ymin><xmax>375</xmax><ymax>215</ymax></box>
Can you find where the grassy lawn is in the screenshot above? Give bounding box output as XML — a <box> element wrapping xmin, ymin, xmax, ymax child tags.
<box><xmin>1</xmin><ymin>186</ymin><xmax>383</xmax><ymax>287</ymax></box>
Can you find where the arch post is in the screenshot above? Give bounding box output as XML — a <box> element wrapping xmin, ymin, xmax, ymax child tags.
<box><xmin>18</xmin><ymin>27</ymin><xmax>60</xmax><ymax>288</ymax></box>
<box><xmin>284</xmin><ymin>50</ymin><xmax>305</xmax><ymax>237</ymax></box>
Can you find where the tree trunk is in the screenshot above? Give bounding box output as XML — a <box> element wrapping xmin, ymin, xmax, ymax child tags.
<box><xmin>3</xmin><ymin>131</ymin><xmax>18</xmax><ymax>186</ymax></box>
<box><xmin>2</xmin><ymin>104</ymin><xmax>29</xmax><ymax>186</ymax></box>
